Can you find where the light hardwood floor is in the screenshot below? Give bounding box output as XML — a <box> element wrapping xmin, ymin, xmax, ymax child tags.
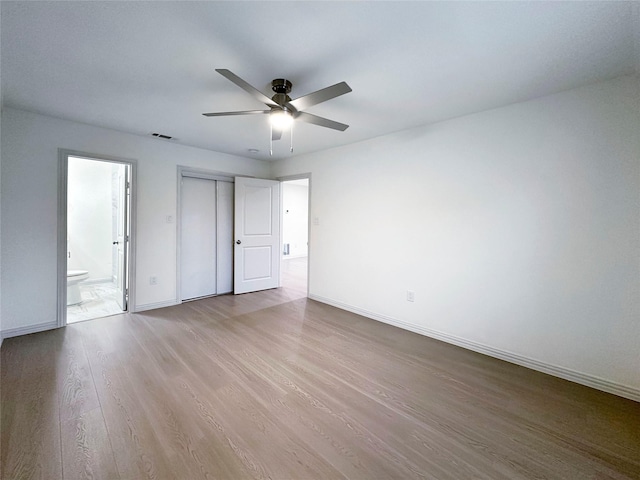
<box><xmin>2</xmin><ymin>268</ymin><xmax>639</xmax><ymax>479</ymax></box>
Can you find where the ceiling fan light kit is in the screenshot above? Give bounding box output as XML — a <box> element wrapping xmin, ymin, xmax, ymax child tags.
<box><xmin>203</xmin><ymin>69</ymin><xmax>351</xmax><ymax>156</ymax></box>
<box><xmin>270</xmin><ymin>108</ymin><xmax>294</xmax><ymax>129</ymax></box>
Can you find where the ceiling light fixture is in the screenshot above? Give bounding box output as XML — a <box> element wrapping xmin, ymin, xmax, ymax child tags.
<box><xmin>269</xmin><ymin>108</ymin><xmax>294</xmax><ymax>130</ymax></box>
<box><xmin>269</xmin><ymin>108</ymin><xmax>294</xmax><ymax>156</ymax></box>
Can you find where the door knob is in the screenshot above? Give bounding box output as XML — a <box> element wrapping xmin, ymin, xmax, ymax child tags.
<box><xmin>113</xmin><ymin>241</ymin><xmax>119</xmax><ymax>245</ymax></box>
<box><xmin>236</xmin><ymin>240</ymin><xmax>242</xmax><ymax>245</ymax></box>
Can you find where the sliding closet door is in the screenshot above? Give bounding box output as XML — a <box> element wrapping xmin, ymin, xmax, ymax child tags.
<box><xmin>216</xmin><ymin>181</ymin><xmax>234</xmax><ymax>294</ymax></box>
<box><xmin>181</xmin><ymin>177</ymin><xmax>217</xmax><ymax>300</ymax></box>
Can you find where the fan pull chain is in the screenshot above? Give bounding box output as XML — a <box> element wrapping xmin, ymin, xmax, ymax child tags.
<box><xmin>290</xmin><ymin>121</ymin><xmax>294</xmax><ymax>153</ymax></box>
<box><xmin>269</xmin><ymin>123</ymin><xmax>273</xmax><ymax>156</ymax></box>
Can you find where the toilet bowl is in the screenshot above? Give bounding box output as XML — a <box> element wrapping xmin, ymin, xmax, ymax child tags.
<box><xmin>67</xmin><ymin>270</ymin><xmax>89</xmax><ymax>306</ymax></box>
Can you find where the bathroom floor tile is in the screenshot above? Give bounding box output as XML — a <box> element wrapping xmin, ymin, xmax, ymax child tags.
<box><xmin>67</xmin><ymin>283</ymin><xmax>125</xmax><ymax>323</ymax></box>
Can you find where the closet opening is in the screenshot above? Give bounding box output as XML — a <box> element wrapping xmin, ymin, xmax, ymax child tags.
<box><xmin>178</xmin><ymin>169</ymin><xmax>234</xmax><ymax>302</ymax></box>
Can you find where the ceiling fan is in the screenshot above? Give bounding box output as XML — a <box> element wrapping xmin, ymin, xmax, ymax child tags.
<box><xmin>203</xmin><ymin>69</ymin><xmax>352</xmax><ymax>153</ymax></box>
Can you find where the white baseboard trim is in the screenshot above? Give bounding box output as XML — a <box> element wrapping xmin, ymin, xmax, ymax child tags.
<box><xmin>308</xmin><ymin>294</ymin><xmax>640</xmax><ymax>403</ymax></box>
<box><xmin>1</xmin><ymin>321</ymin><xmax>59</xmax><ymax>340</ymax></box>
<box><xmin>133</xmin><ymin>299</ymin><xmax>179</xmax><ymax>313</ymax></box>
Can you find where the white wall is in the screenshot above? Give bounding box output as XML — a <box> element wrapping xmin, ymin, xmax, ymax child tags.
<box><xmin>0</xmin><ymin>103</ymin><xmax>3</xmax><ymax>345</ymax></box>
<box><xmin>67</xmin><ymin>157</ymin><xmax>114</xmax><ymax>282</ymax></box>
<box><xmin>0</xmin><ymin>108</ymin><xmax>269</xmax><ymax>334</ymax></box>
<box><xmin>0</xmin><ymin>6</ymin><xmax>3</xmax><ymax>346</ymax></box>
<box><xmin>282</xmin><ymin>181</ymin><xmax>309</xmax><ymax>257</ymax></box>
<box><xmin>272</xmin><ymin>75</ymin><xmax>640</xmax><ymax>397</ymax></box>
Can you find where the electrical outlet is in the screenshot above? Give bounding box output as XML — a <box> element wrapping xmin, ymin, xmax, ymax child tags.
<box><xmin>407</xmin><ymin>290</ymin><xmax>415</xmax><ymax>302</ymax></box>
<box><xmin>149</xmin><ymin>276</ymin><xmax>158</xmax><ymax>285</ymax></box>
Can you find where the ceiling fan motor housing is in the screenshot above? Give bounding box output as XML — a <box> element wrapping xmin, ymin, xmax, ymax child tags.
<box><xmin>271</xmin><ymin>78</ymin><xmax>292</xmax><ymax>94</ymax></box>
<box><xmin>271</xmin><ymin>79</ymin><xmax>292</xmax><ymax>106</ymax></box>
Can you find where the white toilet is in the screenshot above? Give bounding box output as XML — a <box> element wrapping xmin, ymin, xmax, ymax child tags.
<box><xmin>67</xmin><ymin>270</ymin><xmax>89</xmax><ymax>306</ymax></box>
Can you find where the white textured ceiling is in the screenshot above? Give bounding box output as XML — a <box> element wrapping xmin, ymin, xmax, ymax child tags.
<box><xmin>2</xmin><ymin>1</ymin><xmax>638</xmax><ymax>161</ymax></box>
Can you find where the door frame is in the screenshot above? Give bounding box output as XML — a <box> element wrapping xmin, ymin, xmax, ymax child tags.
<box><xmin>176</xmin><ymin>166</ymin><xmax>235</xmax><ymax>304</ymax></box>
<box><xmin>278</xmin><ymin>173</ymin><xmax>311</xmax><ymax>297</ymax></box>
<box><xmin>57</xmin><ymin>149</ymin><xmax>138</xmax><ymax>327</ymax></box>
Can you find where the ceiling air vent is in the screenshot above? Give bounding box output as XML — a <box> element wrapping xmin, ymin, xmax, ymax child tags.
<box><xmin>151</xmin><ymin>132</ymin><xmax>173</xmax><ymax>140</ymax></box>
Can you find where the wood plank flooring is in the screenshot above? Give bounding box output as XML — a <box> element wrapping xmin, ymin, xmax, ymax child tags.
<box><xmin>2</xmin><ymin>272</ymin><xmax>639</xmax><ymax>479</ymax></box>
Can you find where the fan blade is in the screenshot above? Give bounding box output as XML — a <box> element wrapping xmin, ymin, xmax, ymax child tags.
<box><xmin>202</xmin><ymin>110</ymin><xmax>270</xmax><ymax>117</ymax></box>
<box><xmin>215</xmin><ymin>69</ymin><xmax>279</xmax><ymax>108</ymax></box>
<box><xmin>288</xmin><ymin>82</ymin><xmax>352</xmax><ymax>111</ymax></box>
<box><xmin>272</xmin><ymin>128</ymin><xmax>283</xmax><ymax>141</ymax></box>
<box><xmin>295</xmin><ymin>112</ymin><xmax>349</xmax><ymax>131</ymax></box>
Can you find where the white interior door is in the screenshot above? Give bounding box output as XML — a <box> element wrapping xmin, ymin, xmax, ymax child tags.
<box><xmin>234</xmin><ymin>177</ymin><xmax>280</xmax><ymax>294</ymax></box>
<box><xmin>114</xmin><ymin>165</ymin><xmax>129</xmax><ymax>310</ymax></box>
<box><xmin>181</xmin><ymin>177</ymin><xmax>217</xmax><ymax>300</ymax></box>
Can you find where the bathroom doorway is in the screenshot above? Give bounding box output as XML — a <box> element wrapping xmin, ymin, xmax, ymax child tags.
<box><xmin>58</xmin><ymin>152</ymin><xmax>135</xmax><ymax>325</ymax></box>
<box><xmin>280</xmin><ymin>177</ymin><xmax>309</xmax><ymax>296</ymax></box>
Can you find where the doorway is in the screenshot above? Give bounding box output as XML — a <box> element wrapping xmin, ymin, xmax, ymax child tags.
<box><xmin>280</xmin><ymin>177</ymin><xmax>309</xmax><ymax>295</ymax></box>
<box><xmin>57</xmin><ymin>151</ymin><xmax>136</xmax><ymax>326</ymax></box>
